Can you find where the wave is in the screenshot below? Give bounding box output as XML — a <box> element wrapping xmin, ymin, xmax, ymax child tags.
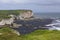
<box><xmin>45</xmin><ymin>19</ymin><xmax>60</xmax><ymax>30</ymax></box>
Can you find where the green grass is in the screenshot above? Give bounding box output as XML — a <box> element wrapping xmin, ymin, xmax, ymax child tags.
<box><xmin>0</xmin><ymin>27</ymin><xmax>60</xmax><ymax>40</ymax></box>
<box><xmin>21</xmin><ymin>30</ymin><xmax>60</xmax><ymax>40</ymax></box>
<box><xmin>0</xmin><ymin>27</ymin><xmax>21</xmax><ymax>40</ymax></box>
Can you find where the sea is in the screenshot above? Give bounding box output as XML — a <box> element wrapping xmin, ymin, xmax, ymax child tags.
<box><xmin>34</xmin><ymin>13</ymin><xmax>60</xmax><ymax>18</ymax></box>
<box><xmin>34</xmin><ymin>13</ymin><xmax>60</xmax><ymax>30</ymax></box>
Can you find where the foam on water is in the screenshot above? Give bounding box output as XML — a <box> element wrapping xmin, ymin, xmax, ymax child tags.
<box><xmin>46</xmin><ymin>19</ymin><xmax>60</xmax><ymax>30</ymax></box>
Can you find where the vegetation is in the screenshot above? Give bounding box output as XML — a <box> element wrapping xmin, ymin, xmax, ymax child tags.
<box><xmin>21</xmin><ymin>30</ymin><xmax>60</xmax><ymax>40</ymax></box>
<box><xmin>0</xmin><ymin>10</ymin><xmax>32</xmax><ymax>19</ymax></box>
<box><xmin>0</xmin><ymin>27</ymin><xmax>60</xmax><ymax>40</ymax></box>
<box><xmin>0</xmin><ymin>27</ymin><xmax>21</xmax><ymax>40</ymax></box>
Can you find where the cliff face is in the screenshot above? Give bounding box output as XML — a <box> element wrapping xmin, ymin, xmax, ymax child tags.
<box><xmin>19</xmin><ymin>11</ymin><xmax>33</xmax><ymax>20</ymax></box>
<box><xmin>0</xmin><ymin>15</ymin><xmax>14</xmax><ymax>26</ymax></box>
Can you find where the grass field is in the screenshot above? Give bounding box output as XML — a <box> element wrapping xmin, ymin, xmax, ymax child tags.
<box><xmin>21</xmin><ymin>30</ymin><xmax>60</xmax><ymax>40</ymax></box>
<box><xmin>0</xmin><ymin>27</ymin><xmax>60</xmax><ymax>40</ymax></box>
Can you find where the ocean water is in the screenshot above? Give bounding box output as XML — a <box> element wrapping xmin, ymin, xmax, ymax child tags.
<box><xmin>46</xmin><ymin>19</ymin><xmax>60</xmax><ymax>30</ymax></box>
<box><xmin>34</xmin><ymin>13</ymin><xmax>60</xmax><ymax>18</ymax></box>
<box><xmin>34</xmin><ymin>13</ymin><xmax>60</xmax><ymax>30</ymax></box>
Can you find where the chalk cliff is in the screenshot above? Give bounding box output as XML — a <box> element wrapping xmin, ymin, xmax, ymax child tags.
<box><xmin>0</xmin><ymin>15</ymin><xmax>14</xmax><ymax>26</ymax></box>
<box><xmin>18</xmin><ymin>10</ymin><xmax>33</xmax><ymax>20</ymax></box>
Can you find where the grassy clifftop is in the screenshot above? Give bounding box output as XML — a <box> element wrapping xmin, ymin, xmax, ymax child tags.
<box><xmin>0</xmin><ymin>10</ymin><xmax>32</xmax><ymax>20</ymax></box>
<box><xmin>0</xmin><ymin>10</ymin><xmax>32</xmax><ymax>15</ymax></box>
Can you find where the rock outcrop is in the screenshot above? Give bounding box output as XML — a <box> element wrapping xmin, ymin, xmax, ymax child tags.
<box><xmin>19</xmin><ymin>10</ymin><xmax>33</xmax><ymax>20</ymax></box>
<box><xmin>0</xmin><ymin>15</ymin><xmax>14</xmax><ymax>26</ymax></box>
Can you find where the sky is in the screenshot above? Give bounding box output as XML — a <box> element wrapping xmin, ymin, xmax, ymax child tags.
<box><xmin>0</xmin><ymin>0</ymin><xmax>60</xmax><ymax>12</ymax></box>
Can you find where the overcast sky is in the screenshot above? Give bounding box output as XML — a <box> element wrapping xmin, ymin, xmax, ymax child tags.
<box><xmin>0</xmin><ymin>0</ymin><xmax>60</xmax><ymax>12</ymax></box>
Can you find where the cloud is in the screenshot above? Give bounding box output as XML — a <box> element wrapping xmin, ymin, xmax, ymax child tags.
<box><xmin>0</xmin><ymin>0</ymin><xmax>30</xmax><ymax>4</ymax></box>
<box><xmin>0</xmin><ymin>0</ymin><xmax>60</xmax><ymax>5</ymax></box>
<box><xmin>0</xmin><ymin>0</ymin><xmax>10</xmax><ymax>3</ymax></box>
<box><xmin>0</xmin><ymin>0</ymin><xmax>54</xmax><ymax>4</ymax></box>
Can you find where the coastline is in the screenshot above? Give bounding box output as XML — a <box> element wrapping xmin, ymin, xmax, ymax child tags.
<box><xmin>12</xmin><ymin>18</ymin><xmax>53</xmax><ymax>34</ymax></box>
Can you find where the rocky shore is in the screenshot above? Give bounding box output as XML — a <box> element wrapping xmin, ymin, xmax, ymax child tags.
<box><xmin>13</xmin><ymin>18</ymin><xmax>53</xmax><ymax>34</ymax></box>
